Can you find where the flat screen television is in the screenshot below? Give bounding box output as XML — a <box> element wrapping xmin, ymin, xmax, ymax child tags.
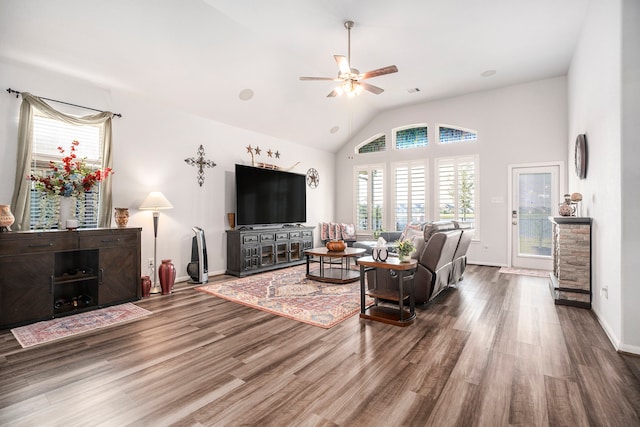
<box><xmin>235</xmin><ymin>164</ymin><xmax>306</xmax><ymax>226</ymax></box>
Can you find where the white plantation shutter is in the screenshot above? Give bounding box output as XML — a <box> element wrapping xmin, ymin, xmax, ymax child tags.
<box><xmin>394</xmin><ymin>162</ymin><xmax>427</xmax><ymax>231</ymax></box>
<box><xmin>436</xmin><ymin>156</ymin><xmax>478</xmax><ymax>230</ymax></box>
<box><xmin>30</xmin><ymin>112</ymin><xmax>103</xmax><ymax>229</ymax></box>
<box><xmin>395</xmin><ymin>166</ymin><xmax>408</xmax><ymax>230</ymax></box>
<box><xmin>371</xmin><ymin>168</ymin><xmax>384</xmax><ymax>231</ymax></box>
<box><xmin>33</xmin><ymin>116</ymin><xmax>101</xmax><ymax>163</ymax></box>
<box><xmin>354</xmin><ymin>165</ymin><xmax>384</xmax><ymax>232</ymax></box>
<box><xmin>356</xmin><ymin>170</ymin><xmax>369</xmax><ymax>230</ymax></box>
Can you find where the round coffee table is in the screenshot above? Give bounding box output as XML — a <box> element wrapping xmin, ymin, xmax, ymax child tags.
<box><xmin>304</xmin><ymin>247</ymin><xmax>366</xmax><ymax>284</ymax></box>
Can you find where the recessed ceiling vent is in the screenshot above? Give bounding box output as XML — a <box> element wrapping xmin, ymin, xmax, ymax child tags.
<box><xmin>407</xmin><ymin>88</ymin><xmax>421</xmax><ymax>94</ymax></box>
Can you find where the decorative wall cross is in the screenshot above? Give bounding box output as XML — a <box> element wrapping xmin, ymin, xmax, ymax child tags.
<box><xmin>184</xmin><ymin>145</ymin><xmax>217</xmax><ymax>187</ymax></box>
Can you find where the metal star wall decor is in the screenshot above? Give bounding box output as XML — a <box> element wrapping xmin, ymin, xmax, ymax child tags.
<box><xmin>185</xmin><ymin>145</ymin><xmax>216</xmax><ymax>187</ymax></box>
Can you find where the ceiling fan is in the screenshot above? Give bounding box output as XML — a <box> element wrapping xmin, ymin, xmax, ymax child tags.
<box><xmin>300</xmin><ymin>20</ymin><xmax>398</xmax><ymax>98</ymax></box>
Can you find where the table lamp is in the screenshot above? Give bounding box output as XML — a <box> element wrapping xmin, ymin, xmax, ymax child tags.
<box><xmin>139</xmin><ymin>191</ymin><xmax>173</xmax><ymax>293</ymax></box>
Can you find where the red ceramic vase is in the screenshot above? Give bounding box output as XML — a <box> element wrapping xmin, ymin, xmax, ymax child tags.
<box><xmin>158</xmin><ymin>259</ymin><xmax>176</xmax><ymax>295</ymax></box>
<box><xmin>141</xmin><ymin>275</ymin><xmax>152</xmax><ymax>297</ymax></box>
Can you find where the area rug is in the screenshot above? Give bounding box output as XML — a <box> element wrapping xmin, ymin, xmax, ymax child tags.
<box><xmin>499</xmin><ymin>267</ymin><xmax>551</xmax><ymax>278</ymax></box>
<box><xmin>11</xmin><ymin>303</ymin><xmax>152</xmax><ymax>348</ymax></box>
<box><xmin>196</xmin><ymin>265</ymin><xmax>369</xmax><ymax>328</ymax></box>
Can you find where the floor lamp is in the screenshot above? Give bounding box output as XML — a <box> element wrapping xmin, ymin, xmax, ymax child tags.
<box><xmin>139</xmin><ymin>191</ymin><xmax>173</xmax><ymax>294</ymax></box>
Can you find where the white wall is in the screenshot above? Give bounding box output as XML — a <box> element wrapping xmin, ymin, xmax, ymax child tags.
<box><xmin>621</xmin><ymin>0</ymin><xmax>640</xmax><ymax>354</ymax></box>
<box><xmin>0</xmin><ymin>59</ymin><xmax>336</xmax><ymax>280</ymax></box>
<box><xmin>568</xmin><ymin>0</ymin><xmax>640</xmax><ymax>353</ymax></box>
<box><xmin>335</xmin><ymin>77</ymin><xmax>568</xmax><ymax>266</ymax></box>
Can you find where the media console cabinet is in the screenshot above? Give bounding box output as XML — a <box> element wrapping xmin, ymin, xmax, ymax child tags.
<box><xmin>226</xmin><ymin>226</ymin><xmax>314</xmax><ymax>277</ymax></box>
<box><xmin>0</xmin><ymin>228</ymin><xmax>141</xmax><ymax>329</ymax></box>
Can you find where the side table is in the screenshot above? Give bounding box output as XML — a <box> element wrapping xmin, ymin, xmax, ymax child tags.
<box><xmin>357</xmin><ymin>255</ymin><xmax>417</xmax><ymax>326</ymax></box>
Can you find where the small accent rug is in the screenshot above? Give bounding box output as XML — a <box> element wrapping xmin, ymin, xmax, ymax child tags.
<box><xmin>499</xmin><ymin>267</ymin><xmax>551</xmax><ymax>278</ymax></box>
<box><xmin>196</xmin><ymin>265</ymin><xmax>369</xmax><ymax>328</ymax></box>
<box><xmin>11</xmin><ymin>303</ymin><xmax>152</xmax><ymax>348</ymax></box>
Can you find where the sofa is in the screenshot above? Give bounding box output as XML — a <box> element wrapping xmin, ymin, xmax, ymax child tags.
<box><xmin>353</xmin><ymin>231</ymin><xmax>402</xmax><ymax>255</ymax></box>
<box><xmin>365</xmin><ymin>221</ymin><xmax>474</xmax><ymax>305</ymax></box>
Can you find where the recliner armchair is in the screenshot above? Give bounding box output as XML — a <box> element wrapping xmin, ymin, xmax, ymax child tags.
<box><xmin>365</xmin><ymin>221</ymin><xmax>474</xmax><ymax>305</ymax></box>
<box><xmin>413</xmin><ymin>229</ymin><xmax>462</xmax><ymax>303</ymax></box>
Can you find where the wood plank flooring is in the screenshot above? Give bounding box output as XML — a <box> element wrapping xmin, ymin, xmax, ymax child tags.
<box><xmin>0</xmin><ymin>265</ymin><xmax>639</xmax><ymax>426</ymax></box>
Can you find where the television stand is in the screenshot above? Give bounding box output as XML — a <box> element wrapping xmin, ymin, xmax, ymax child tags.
<box><xmin>226</xmin><ymin>226</ymin><xmax>314</xmax><ymax>277</ymax></box>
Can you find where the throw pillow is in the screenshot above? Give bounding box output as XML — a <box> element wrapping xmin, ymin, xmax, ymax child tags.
<box><xmin>403</xmin><ymin>227</ymin><xmax>425</xmax><ymax>259</ymax></box>
<box><xmin>328</xmin><ymin>222</ymin><xmax>338</xmax><ymax>240</ymax></box>
<box><xmin>320</xmin><ymin>222</ymin><xmax>330</xmax><ymax>241</ymax></box>
<box><xmin>340</xmin><ymin>223</ymin><xmax>356</xmax><ymax>240</ymax></box>
<box><xmin>399</xmin><ymin>222</ymin><xmax>423</xmax><ymax>241</ymax></box>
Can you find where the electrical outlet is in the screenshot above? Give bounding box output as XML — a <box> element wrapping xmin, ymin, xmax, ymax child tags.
<box><xmin>600</xmin><ymin>286</ymin><xmax>608</xmax><ymax>299</ymax></box>
<box><xmin>147</xmin><ymin>258</ymin><xmax>154</xmax><ymax>268</ymax></box>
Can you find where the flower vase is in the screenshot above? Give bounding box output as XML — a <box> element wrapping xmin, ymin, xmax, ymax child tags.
<box><xmin>59</xmin><ymin>196</ymin><xmax>75</xmax><ymax>230</ymax></box>
<box><xmin>158</xmin><ymin>259</ymin><xmax>176</xmax><ymax>295</ymax></box>
<box><xmin>141</xmin><ymin>276</ymin><xmax>152</xmax><ymax>297</ymax></box>
<box><xmin>399</xmin><ymin>254</ymin><xmax>411</xmax><ymax>262</ymax></box>
<box><xmin>114</xmin><ymin>207</ymin><xmax>130</xmax><ymax>227</ymax></box>
<box><xmin>0</xmin><ymin>204</ymin><xmax>15</xmax><ymax>232</ymax></box>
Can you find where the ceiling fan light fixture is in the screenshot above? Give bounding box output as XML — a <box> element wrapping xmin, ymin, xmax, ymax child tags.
<box><xmin>299</xmin><ymin>19</ymin><xmax>398</xmax><ymax>98</ymax></box>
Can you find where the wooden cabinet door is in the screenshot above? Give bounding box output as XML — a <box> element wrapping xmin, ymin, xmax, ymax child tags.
<box><xmin>0</xmin><ymin>253</ymin><xmax>54</xmax><ymax>327</ymax></box>
<box><xmin>99</xmin><ymin>245</ymin><xmax>138</xmax><ymax>305</ymax></box>
<box><xmin>78</xmin><ymin>229</ymin><xmax>140</xmax><ymax>306</ymax></box>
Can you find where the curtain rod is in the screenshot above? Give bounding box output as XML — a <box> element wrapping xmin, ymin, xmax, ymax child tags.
<box><xmin>6</xmin><ymin>88</ymin><xmax>122</xmax><ymax>118</ymax></box>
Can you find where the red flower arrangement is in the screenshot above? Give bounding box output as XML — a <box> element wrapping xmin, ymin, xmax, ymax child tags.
<box><xmin>29</xmin><ymin>140</ymin><xmax>113</xmax><ymax>197</ymax></box>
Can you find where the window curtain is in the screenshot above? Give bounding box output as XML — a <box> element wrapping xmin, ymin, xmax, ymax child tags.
<box><xmin>11</xmin><ymin>93</ymin><xmax>114</xmax><ymax>230</ymax></box>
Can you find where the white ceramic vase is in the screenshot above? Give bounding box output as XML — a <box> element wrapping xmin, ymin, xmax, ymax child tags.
<box><xmin>59</xmin><ymin>196</ymin><xmax>75</xmax><ymax>230</ymax></box>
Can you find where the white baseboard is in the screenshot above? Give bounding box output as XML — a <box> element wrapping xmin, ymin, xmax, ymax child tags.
<box><xmin>592</xmin><ymin>305</ymin><xmax>640</xmax><ymax>356</ymax></box>
<box><xmin>467</xmin><ymin>260</ymin><xmax>507</xmax><ymax>268</ymax></box>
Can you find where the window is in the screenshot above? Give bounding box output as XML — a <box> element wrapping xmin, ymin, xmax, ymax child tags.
<box><xmin>438</xmin><ymin>125</ymin><xmax>477</xmax><ymax>144</ymax></box>
<box><xmin>357</xmin><ymin>134</ymin><xmax>386</xmax><ymax>154</ymax></box>
<box><xmin>354</xmin><ymin>165</ymin><xmax>384</xmax><ymax>233</ymax></box>
<box><xmin>30</xmin><ymin>113</ymin><xmax>104</xmax><ymax>229</ymax></box>
<box><xmin>393</xmin><ymin>124</ymin><xmax>428</xmax><ymax>149</ymax></box>
<box><xmin>436</xmin><ymin>156</ymin><xmax>478</xmax><ymax>230</ymax></box>
<box><xmin>393</xmin><ymin>162</ymin><xmax>427</xmax><ymax>231</ymax></box>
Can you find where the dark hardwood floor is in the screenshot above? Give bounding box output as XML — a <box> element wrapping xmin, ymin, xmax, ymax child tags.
<box><xmin>1</xmin><ymin>265</ymin><xmax>639</xmax><ymax>426</ymax></box>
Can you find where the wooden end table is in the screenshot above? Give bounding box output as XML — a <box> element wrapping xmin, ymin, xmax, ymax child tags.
<box><xmin>358</xmin><ymin>255</ymin><xmax>417</xmax><ymax>326</ymax></box>
<box><xmin>304</xmin><ymin>247</ymin><xmax>366</xmax><ymax>284</ymax></box>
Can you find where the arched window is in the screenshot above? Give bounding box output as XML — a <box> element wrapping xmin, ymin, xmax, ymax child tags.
<box><xmin>438</xmin><ymin>125</ymin><xmax>477</xmax><ymax>144</ymax></box>
<box><xmin>356</xmin><ymin>133</ymin><xmax>386</xmax><ymax>154</ymax></box>
<box><xmin>393</xmin><ymin>124</ymin><xmax>428</xmax><ymax>149</ymax></box>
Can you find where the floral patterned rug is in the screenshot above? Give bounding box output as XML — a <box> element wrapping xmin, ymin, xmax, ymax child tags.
<box><xmin>11</xmin><ymin>303</ymin><xmax>152</xmax><ymax>348</ymax></box>
<box><xmin>196</xmin><ymin>265</ymin><xmax>369</xmax><ymax>328</ymax></box>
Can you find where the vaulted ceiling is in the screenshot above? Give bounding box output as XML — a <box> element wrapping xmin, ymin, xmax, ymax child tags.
<box><xmin>0</xmin><ymin>0</ymin><xmax>590</xmax><ymax>152</ymax></box>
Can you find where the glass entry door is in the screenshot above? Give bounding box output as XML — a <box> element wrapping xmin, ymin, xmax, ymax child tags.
<box><xmin>510</xmin><ymin>165</ymin><xmax>559</xmax><ymax>270</ymax></box>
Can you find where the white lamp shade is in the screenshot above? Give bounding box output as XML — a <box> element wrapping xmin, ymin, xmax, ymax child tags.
<box><xmin>139</xmin><ymin>192</ymin><xmax>173</xmax><ymax>210</ymax></box>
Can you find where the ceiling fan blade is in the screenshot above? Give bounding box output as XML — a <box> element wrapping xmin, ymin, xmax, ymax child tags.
<box><xmin>300</xmin><ymin>76</ymin><xmax>341</xmax><ymax>81</ymax></box>
<box><xmin>334</xmin><ymin>55</ymin><xmax>351</xmax><ymax>75</ymax></box>
<box><xmin>360</xmin><ymin>81</ymin><xmax>384</xmax><ymax>95</ymax></box>
<box><xmin>327</xmin><ymin>89</ymin><xmax>340</xmax><ymax>98</ymax></box>
<box><xmin>359</xmin><ymin>65</ymin><xmax>398</xmax><ymax>80</ymax></box>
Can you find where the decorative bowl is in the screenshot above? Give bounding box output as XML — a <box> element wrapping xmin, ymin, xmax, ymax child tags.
<box><xmin>326</xmin><ymin>240</ymin><xmax>347</xmax><ymax>251</ymax></box>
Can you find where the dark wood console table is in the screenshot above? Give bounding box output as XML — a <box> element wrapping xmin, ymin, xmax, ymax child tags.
<box><xmin>358</xmin><ymin>255</ymin><xmax>417</xmax><ymax>326</ymax></box>
<box><xmin>226</xmin><ymin>226</ymin><xmax>314</xmax><ymax>277</ymax></box>
<box><xmin>0</xmin><ymin>228</ymin><xmax>141</xmax><ymax>329</ymax></box>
